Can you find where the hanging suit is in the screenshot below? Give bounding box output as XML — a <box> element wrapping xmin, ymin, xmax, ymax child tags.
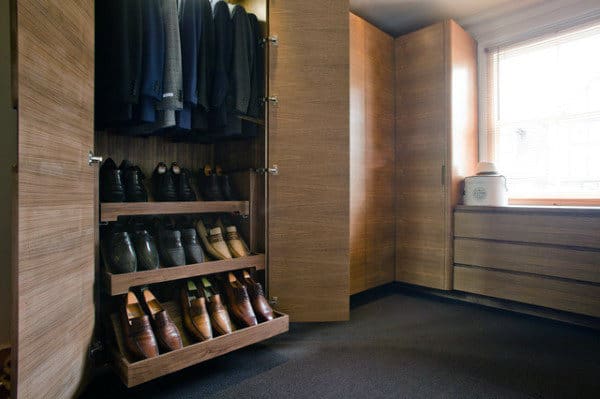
<box><xmin>95</xmin><ymin>0</ymin><xmax>143</xmax><ymax>129</ymax></box>
<box><xmin>210</xmin><ymin>0</ymin><xmax>234</xmax><ymax>129</ymax></box>
<box><xmin>242</xmin><ymin>13</ymin><xmax>264</xmax><ymax>138</ymax></box>
<box><xmin>190</xmin><ymin>0</ymin><xmax>215</xmax><ymax>131</ymax></box>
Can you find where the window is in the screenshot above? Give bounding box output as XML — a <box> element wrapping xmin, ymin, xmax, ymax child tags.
<box><xmin>487</xmin><ymin>22</ymin><xmax>600</xmax><ymax>204</ymax></box>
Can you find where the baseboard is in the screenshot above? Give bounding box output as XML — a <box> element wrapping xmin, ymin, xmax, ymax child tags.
<box><xmin>395</xmin><ymin>282</ymin><xmax>600</xmax><ymax>330</ymax></box>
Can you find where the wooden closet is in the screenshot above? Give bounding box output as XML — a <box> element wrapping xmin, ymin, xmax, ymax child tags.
<box><xmin>349</xmin><ymin>13</ymin><xmax>395</xmax><ymax>294</ymax></box>
<box><xmin>11</xmin><ymin>0</ymin><xmax>349</xmax><ymax>397</ymax></box>
<box><xmin>394</xmin><ymin>20</ymin><xmax>478</xmax><ymax>290</ymax></box>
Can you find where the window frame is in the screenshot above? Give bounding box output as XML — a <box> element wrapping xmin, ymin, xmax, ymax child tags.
<box><xmin>484</xmin><ymin>22</ymin><xmax>600</xmax><ymax>207</ymax></box>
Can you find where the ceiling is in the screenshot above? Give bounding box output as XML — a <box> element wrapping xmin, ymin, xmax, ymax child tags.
<box><xmin>350</xmin><ymin>0</ymin><xmax>530</xmax><ymax>37</ymax></box>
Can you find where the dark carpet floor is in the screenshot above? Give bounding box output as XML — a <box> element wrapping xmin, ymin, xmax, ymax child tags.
<box><xmin>81</xmin><ymin>287</ymin><xmax>600</xmax><ymax>399</ymax></box>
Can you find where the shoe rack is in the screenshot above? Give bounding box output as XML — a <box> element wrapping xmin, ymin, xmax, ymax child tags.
<box><xmin>109</xmin><ymin>302</ymin><xmax>288</xmax><ymax>387</ymax></box>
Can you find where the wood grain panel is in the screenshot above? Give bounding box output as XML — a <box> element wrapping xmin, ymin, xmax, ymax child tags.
<box><xmin>349</xmin><ymin>13</ymin><xmax>367</xmax><ymax>295</ymax></box>
<box><xmin>455</xmin><ymin>208</ymin><xmax>600</xmax><ymax>249</ymax></box>
<box><xmin>395</xmin><ymin>22</ymin><xmax>447</xmax><ymax>289</ymax></box>
<box><xmin>14</xmin><ymin>0</ymin><xmax>95</xmax><ymax>397</ymax></box>
<box><xmin>454</xmin><ymin>265</ymin><xmax>600</xmax><ymax>318</ymax></box>
<box><xmin>446</xmin><ymin>20</ymin><xmax>479</xmax><ymax>288</ymax></box>
<box><xmin>268</xmin><ymin>0</ymin><xmax>349</xmax><ymax>321</ymax></box>
<box><xmin>95</xmin><ymin>131</ymin><xmax>214</xmax><ymax>181</ymax></box>
<box><xmin>364</xmin><ymin>18</ymin><xmax>395</xmax><ymax>290</ymax></box>
<box><xmin>455</xmin><ymin>238</ymin><xmax>600</xmax><ymax>284</ymax></box>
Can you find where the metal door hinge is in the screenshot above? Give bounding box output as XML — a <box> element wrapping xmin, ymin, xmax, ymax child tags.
<box><xmin>262</xmin><ymin>35</ymin><xmax>279</xmax><ymax>46</ymax></box>
<box><xmin>264</xmin><ymin>96</ymin><xmax>278</xmax><ymax>106</ymax></box>
<box><xmin>88</xmin><ymin>340</ymin><xmax>104</xmax><ymax>360</ymax></box>
<box><xmin>255</xmin><ymin>165</ymin><xmax>279</xmax><ymax>176</ymax></box>
<box><xmin>88</xmin><ymin>151</ymin><xmax>103</xmax><ymax>166</ymax></box>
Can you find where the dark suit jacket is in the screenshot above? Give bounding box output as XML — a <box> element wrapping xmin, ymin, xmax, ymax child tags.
<box><xmin>210</xmin><ymin>0</ymin><xmax>234</xmax><ymax>128</ymax></box>
<box><xmin>95</xmin><ymin>0</ymin><xmax>143</xmax><ymax>127</ymax></box>
<box><xmin>232</xmin><ymin>5</ymin><xmax>254</xmax><ymax>114</ymax></box>
<box><xmin>138</xmin><ymin>0</ymin><xmax>165</xmax><ymax>123</ymax></box>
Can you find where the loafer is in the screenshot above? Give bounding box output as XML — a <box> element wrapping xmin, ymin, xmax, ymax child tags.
<box><xmin>102</xmin><ymin>227</ymin><xmax>137</xmax><ymax>274</ymax></box>
<box><xmin>120</xmin><ymin>160</ymin><xmax>148</xmax><ymax>202</ymax></box>
<box><xmin>223</xmin><ymin>272</ymin><xmax>257</xmax><ymax>327</ymax></box>
<box><xmin>158</xmin><ymin>229</ymin><xmax>186</xmax><ymax>267</ymax></box>
<box><xmin>181</xmin><ymin>280</ymin><xmax>213</xmax><ymax>341</ymax></box>
<box><xmin>215</xmin><ymin>166</ymin><xmax>235</xmax><ymax>201</ymax></box>
<box><xmin>131</xmin><ymin>230</ymin><xmax>160</xmax><ymax>271</ymax></box>
<box><xmin>152</xmin><ymin>162</ymin><xmax>178</xmax><ymax>202</ymax></box>
<box><xmin>201</xmin><ymin>277</ymin><xmax>234</xmax><ymax>336</ymax></box>
<box><xmin>196</xmin><ymin>219</ymin><xmax>230</xmax><ymax>260</ymax></box>
<box><xmin>238</xmin><ymin>270</ymin><xmax>274</xmax><ymax>322</ymax></box>
<box><xmin>140</xmin><ymin>288</ymin><xmax>183</xmax><ymax>352</ymax></box>
<box><xmin>224</xmin><ymin>225</ymin><xmax>250</xmax><ymax>258</ymax></box>
<box><xmin>198</xmin><ymin>165</ymin><xmax>224</xmax><ymax>201</ymax></box>
<box><xmin>121</xmin><ymin>291</ymin><xmax>159</xmax><ymax>360</ymax></box>
<box><xmin>182</xmin><ymin>228</ymin><xmax>205</xmax><ymax>264</ymax></box>
<box><xmin>208</xmin><ymin>227</ymin><xmax>233</xmax><ymax>259</ymax></box>
<box><xmin>100</xmin><ymin>158</ymin><xmax>126</xmax><ymax>202</ymax></box>
<box><xmin>172</xmin><ymin>163</ymin><xmax>197</xmax><ymax>201</ymax></box>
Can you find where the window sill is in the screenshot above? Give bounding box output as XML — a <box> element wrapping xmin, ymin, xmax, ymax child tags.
<box><xmin>455</xmin><ymin>204</ymin><xmax>600</xmax><ymax>216</ymax></box>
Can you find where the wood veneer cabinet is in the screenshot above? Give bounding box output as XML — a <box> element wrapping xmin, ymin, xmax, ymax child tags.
<box><xmin>11</xmin><ymin>0</ymin><xmax>349</xmax><ymax>396</ymax></box>
<box><xmin>349</xmin><ymin>13</ymin><xmax>395</xmax><ymax>294</ymax></box>
<box><xmin>395</xmin><ymin>20</ymin><xmax>478</xmax><ymax>290</ymax></box>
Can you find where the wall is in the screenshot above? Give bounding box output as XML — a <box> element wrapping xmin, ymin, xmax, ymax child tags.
<box><xmin>0</xmin><ymin>0</ymin><xmax>17</xmax><ymax>347</ymax></box>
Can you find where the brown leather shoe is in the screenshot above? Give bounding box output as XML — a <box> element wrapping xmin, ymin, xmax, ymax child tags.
<box><xmin>224</xmin><ymin>226</ymin><xmax>250</xmax><ymax>257</ymax></box>
<box><xmin>223</xmin><ymin>272</ymin><xmax>257</xmax><ymax>327</ymax></box>
<box><xmin>200</xmin><ymin>277</ymin><xmax>234</xmax><ymax>336</ymax></box>
<box><xmin>196</xmin><ymin>219</ymin><xmax>231</xmax><ymax>260</ymax></box>
<box><xmin>238</xmin><ymin>270</ymin><xmax>275</xmax><ymax>322</ymax></box>
<box><xmin>121</xmin><ymin>291</ymin><xmax>159</xmax><ymax>360</ymax></box>
<box><xmin>140</xmin><ymin>288</ymin><xmax>183</xmax><ymax>352</ymax></box>
<box><xmin>181</xmin><ymin>280</ymin><xmax>213</xmax><ymax>341</ymax></box>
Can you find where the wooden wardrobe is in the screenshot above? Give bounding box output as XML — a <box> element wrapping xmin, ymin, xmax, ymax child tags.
<box><xmin>349</xmin><ymin>13</ymin><xmax>395</xmax><ymax>294</ymax></box>
<box><xmin>11</xmin><ymin>0</ymin><xmax>349</xmax><ymax>397</ymax></box>
<box><xmin>394</xmin><ymin>20</ymin><xmax>478</xmax><ymax>290</ymax></box>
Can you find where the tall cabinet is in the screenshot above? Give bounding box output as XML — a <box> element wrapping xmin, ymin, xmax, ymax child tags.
<box><xmin>11</xmin><ymin>0</ymin><xmax>349</xmax><ymax>397</ymax></box>
<box><xmin>349</xmin><ymin>13</ymin><xmax>395</xmax><ymax>294</ymax></box>
<box><xmin>394</xmin><ymin>20</ymin><xmax>478</xmax><ymax>290</ymax></box>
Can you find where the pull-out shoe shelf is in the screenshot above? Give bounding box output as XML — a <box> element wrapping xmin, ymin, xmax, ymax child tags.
<box><xmin>105</xmin><ymin>254</ymin><xmax>266</xmax><ymax>295</ymax></box>
<box><xmin>100</xmin><ymin>200</ymin><xmax>250</xmax><ymax>222</ymax></box>
<box><xmin>110</xmin><ymin>301</ymin><xmax>289</xmax><ymax>387</ymax></box>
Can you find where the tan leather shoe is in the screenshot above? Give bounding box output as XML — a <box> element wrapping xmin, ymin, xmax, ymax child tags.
<box><xmin>141</xmin><ymin>288</ymin><xmax>183</xmax><ymax>352</ymax></box>
<box><xmin>239</xmin><ymin>270</ymin><xmax>275</xmax><ymax>322</ymax></box>
<box><xmin>201</xmin><ymin>277</ymin><xmax>234</xmax><ymax>336</ymax></box>
<box><xmin>224</xmin><ymin>226</ymin><xmax>250</xmax><ymax>257</ymax></box>
<box><xmin>208</xmin><ymin>227</ymin><xmax>233</xmax><ymax>259</ymax></box>
<box><xmin>223</xmin><ymin>272</ymin><xmax>257</xmax><ymax>327</ymax></box>
<box><xmin>196</xmin><ymin>219</ymin><xmax>231</xmax><ymax>260</ymax></box>
<box><xmin>181</xmin><ymin>280</ymin><xmax>213</xmax><ymax>341</ymax></box>
<box><xmin>121</xmin><ymin>291</ymin><xmax>159</xmax><ymax>360</ymax></box>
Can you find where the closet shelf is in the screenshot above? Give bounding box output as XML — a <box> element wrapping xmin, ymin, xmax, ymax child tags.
<box><xmin>110</xmin><ymin>305</ymin><xmax>289</xmax><ymax>387</ymax></box>
<box><xmin>238</xmin><ymin>115</ymin><xmax>265</xmax><ymax>126</ymax></box>
<box><xmin>105</xmin><ymin>254</ymin><xmax>265</xmax><ymax>295</ymax></box>
<box><xmin>100</xmin><ymin>201</ymin><xmax>250</xmax><ymax>222</ymax></box>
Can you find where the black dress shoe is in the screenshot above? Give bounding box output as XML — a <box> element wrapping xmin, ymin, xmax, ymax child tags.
<box><xmin>120</xmin><ymin>160</ymin><xmax>148</xmax><ymax>202</ymax></box>
<box><xmin>100</xmin><ymin>158</ymin><xmax>126</xmax><ymax>202</ymax></box>
<box><xmin>181</xmin><ymin>228</ymin><xmax>205</xmax><ymax>264</ymax></box>
<box><xmin>152</xmin><ymin>162</ymin><xmax>178</xmax><ymax>202</ymax></box>
<box><xmin>101</xmin><ymin>227</ymin><xmax>137</xmax><ymax>274</ymax></box>
<box><xmin>172</xmin><ymin>163</ymin><xmax>197</xmax><ymax>201</ymax></box>
<box><xmin>131</xmin><ymin>230</ymin><xmax>160</xmax><ymax>270</ymax></box>
<box><xmin>158</xmin><ymin>229</ymin><xmax>186</xmax><ymax>267</ymax></box>
<box><xmin>215</xmin><ymin>166</ymin><xmax>234</xmax><ymax>201</ymax></box>
<box><xmin>198</xmin><ymin>165</ymin><xmax>224</xmax><ymax>201</ymax></box>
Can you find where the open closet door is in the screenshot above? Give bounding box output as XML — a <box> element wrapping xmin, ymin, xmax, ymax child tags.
<box><xmin>13</xmin><ymin>0</ymin><xmax>95</xmax><ymax>397</ymax></box>
<box><xmin>267</xmin><ymin>0</ymin><xmax>350</xmax><ymax>321</ymax></box>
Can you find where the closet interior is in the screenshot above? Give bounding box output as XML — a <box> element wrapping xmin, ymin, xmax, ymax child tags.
<box><xmin>94</xmin><ymin>0</ymin><xmax>286</xmax><ymax>387</ymax></box>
